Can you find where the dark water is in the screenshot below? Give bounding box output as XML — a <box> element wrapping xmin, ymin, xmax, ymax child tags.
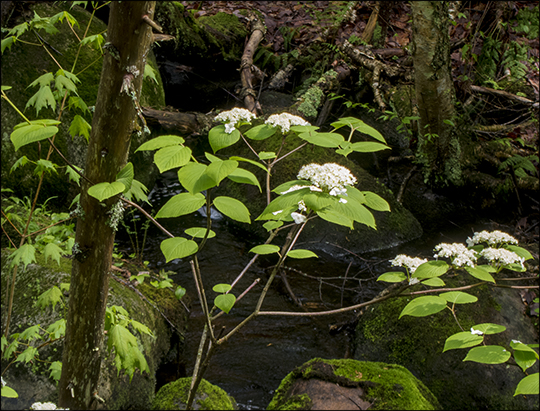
<box><xmin>115</xmin><ymin>170</ymin><xmax>515</xmax><ymax>409</ymax></box>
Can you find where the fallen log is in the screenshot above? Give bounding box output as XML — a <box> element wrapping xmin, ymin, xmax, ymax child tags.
<box><xmin>141</xmin><ymin>107</ymin><xmax>214</xmax><ymax>136</ymax></box>
<box><xmin>469</xmin><ymin>85</ymin><xmax>536</xmax><ymax>106</ymax></box>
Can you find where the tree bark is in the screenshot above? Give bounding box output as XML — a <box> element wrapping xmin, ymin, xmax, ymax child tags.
<box><xmin>411</xmin><ymin>1</ymin><xmax>461</xmax><ymax>186</ymax></box>
<box><xmin>58</xmin><ymin>2</ymin><xmax>155</xmax><ymax>409</ymax></box>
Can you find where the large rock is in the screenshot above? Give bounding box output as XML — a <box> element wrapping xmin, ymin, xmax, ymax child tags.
<box><xmin>152</xmin><ymin>377</ymin><xmax>237</xmax><ymax>410</ymax></box>
<box><xmin>1</xmin><ymin>2</ymin><xmax>165</xmax><ymax>208</ymax></box>
<box><xmin>0</xmin><ymin>250</ymin><xmax>189</xmax><ymax>410</ymax></box>
<box><xmin>353</xmin><ymin>276</ymin><xmax>539</xmax><ymax>410</ymax></box>
<box><xmin>267</xmin><ymin>358</ymin><xmax>440</xmax><ymax>410</ymax></box>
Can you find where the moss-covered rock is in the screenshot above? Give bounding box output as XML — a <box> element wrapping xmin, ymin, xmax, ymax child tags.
<box><xmin>0</xmin><ymin>249</ymin><xmax>189</xmax><ymax>410</ymax></box>
<box><xmin>1</xmin><ymin>2</ymin><xmax>165</xmax><ymax>208</ymax></box>
<box><xmin>354</xmin><ymin>277</ymin><xmax>539</xmax><ymax>410</ymax></box>
<box><xmin>152</xmin><ymin>377</ymin><xmax>237</xmax><ymax>410</ymax></box>
<box><xmin>267</xmin><ymin>358</ymin><xmax>440</xmax><ymax>410</ymax></box>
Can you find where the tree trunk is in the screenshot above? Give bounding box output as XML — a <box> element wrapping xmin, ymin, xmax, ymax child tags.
<box><xmin>58</xmin><ymin>2</ymin><xmax>155</xmax><ymax>409</ymax></box>
<box><xmin>411</xmin><ymin>1</ymin><xmax>461</xmax><ymax>186</ymax></box>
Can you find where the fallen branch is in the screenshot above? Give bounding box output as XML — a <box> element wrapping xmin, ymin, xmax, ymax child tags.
<box><xmin>470</xmin><ymin>85</ymin><xmax>535</xmax><ymax>106</ymax></box>
<box><xmin>141</xmin><ymin>107</ymin><xmax>214</xmax><ymax>136</ymax></box>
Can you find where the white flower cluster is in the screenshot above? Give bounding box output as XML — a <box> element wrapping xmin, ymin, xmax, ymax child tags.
<box><xmin>389</xmin><ymin>254</ymin><xmax>428</xmax><ymax>274</ymax></box>
<box><xmin>291</xmin><ymin>212</ymin><xmax>307</xmax><ymax>224</ymax></box>
<box><xmin>479</xmin><ymin>247</ymin><xmax>524</xmax><ymax>269</ymax></box>
<box><xmin>214</xmin><ymin>107</ymin><xmax>256</xmax><ymax>134</ymax></box>
<box><xmin>297</xmin><ymin>163</ymin><xmax>357</xmax><ymax>196</ymax></box>
<box><xmin>433</xmin><ymin>243</ymin><xmax>477</xmax><ymax>267</ymax></box>
<box><xmin>470</xmin><ymin>327</ymin><xmax>483</xmax><ymax>335</ymax></box>
<box><xmin>265</xmin><ymin>112</ymin><xmax>310</xmax><ymax>133</ymax></box>
<box><xmin>466</xmin><ymin>230</ymin><xmax>518</xmax><ymax>247</ymax></box>
<box><xmin>30</xmin><ymin>403</ymin><xmax>68</xmax><ymax>410</ymax></box>
<box><xmin>409</xmin><ymin>277</ymin><xmax>420</xmax><ymax>285</ymax></box>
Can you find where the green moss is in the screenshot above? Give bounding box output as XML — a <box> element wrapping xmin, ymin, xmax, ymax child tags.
<box><xmin>152</xmin><ymin>377</ymin><xmax>236</xmax><ymax>410</ymax></box>
<box><xmin>198</xmin><ymin>12</ymin><xmax>248</xmax><ymax>61</ymax></box>
<box><xmin>267</xmin><ymin>358</ymin><xmax>440</xmax><ymax>410</ymax></box>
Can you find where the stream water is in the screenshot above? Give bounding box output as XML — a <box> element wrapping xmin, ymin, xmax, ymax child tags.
<box><xmin>115</xmin><ymin>170</ymin><xmax>516</xmax><ymax>409</ymax></box>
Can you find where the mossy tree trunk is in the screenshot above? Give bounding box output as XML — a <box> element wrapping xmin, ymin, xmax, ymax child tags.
<box><xmin>411</xmin><ymin>1</ymin><xmax>461</xmax><ymax>186</ymax></box>
<box><xmin>58</xmin><ymin>2</ymin><xmax>155</xmax><ymax>409</ymax></box>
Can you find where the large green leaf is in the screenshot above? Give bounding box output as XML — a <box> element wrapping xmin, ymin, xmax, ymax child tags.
<box><xmin>399</xmin><ymin>296</ymin><xmax>447</xmax><ymax>318</ymax></box>
<box><xmin>160</xmin><ymin>237</ymin><xmax>199</xmax><ymax>262</ymax></box>
<box><xmin>206</xmin><ymin>159</ymin><xmax>238</xmax><ymax>185</ymax></box>
<box><xmin>464</xmin><ymin>266</ymin><xmax>495</xmax><ymax>283</ymax></box>
<box><xmin>362</xmin><ymin>191</ymin><xmax>390</xmax><ymax>211</ymax></box>
<box><xmin>123</xmin><ymin>179</ymin><xmax>149</xmax><ymax>204</ymax></box>
<box><xmin>43</xmin><ymin>243</ymin><xmax>64</xmax><ymax>267</ymax></box>
<box><xmin>46</xmin><ymin>319</ymin><xmax>66</xmax><ymax>339</ymax></box>
<box><xmin>227</xmin><ymin>168</ymin><xmax>261</xmax><ymax>191</ymax></box>
<box><xmin>377</xmin><ymin>272</ymin><xmax>407</xmax><ymax>283</ymax></box>
<box><xmin>209</xmin><ymin>125</ymin><xmax>241</xmax><ymax>152</ymax></box>
<box><xmin>9</xmin><ymin>243</ymin><xmax>36</xmax><ymax>269</ymax></box>
<box><xmin>213</xmin><ymin>283</ymin><xmax>232</xmax><ymax>293</ymax></box>
<box><xmin>1</xmin><ymin>385</ymin><xmax>18</xmax><ymax>398</ymax></box>
<box><xmin>299</xmin><ymin>131</ymin><xmax>344</xmax><ymax>147</ymax></box>
<box><xmin>272</xmin><ymin>180</ymin><xmax>312</xmax><ymax>194</ymax></box>
<box><xmin>413</xmin><ymin>261</ymin><xmax>449</xmax><ymax>279</ymax></box>
<box><xmin>334</xmin><ymin>199</ymin><xmax>376</xmax><ymax>228</ymax></box>
<box><xmin>107</xmin><ymin>324</ymin><xmax>149</xmax><ymax>381</ymax></box>
<box><xmin>443</xmin><ymin>331</ymin><xmax>484</xmax><ymax>352</ymax></box>
<box><xmin>156</xmin><ymin>192</ymin><xmax>206</xmax><ymax>218</ymax></box>
<box><xmin>287</xmin><ymin>249</ymin><xmax>318</xmax><ymax>259</ymax></box>
<box><xmin>351</xmin><ymin>141</ymin><xmax>390</xmax><ymax>152</ymax></box>
<box><xmin>513</xmin><ymin>348</ymin><xmax>538</xmax><ymax>373</ymax></box>
<box><xmin>471</xmin><ymin>323</ymin><xmax>506</xmax><ymax>335</ymax></box>
<box><xmin>303</xmin><ymin>192</ymin><xmax>334</xmax><ymax>212</ymax></box>
<box><xmin>463</xmin><ymin>345</ymin><xmax>511</xmax><ymax>364</ymax></box>
<box><xmin>135</xmin><ymin>135</ymin><xmax>185</xmax><ymax>152</ymax></box>
<box><xmin>244</xmin><ymin>123</ymin><xmax>277</xmax><ymax>140</ymax></box>
<box><xmin>215</xmin><ymin>294</ymin><xmax>236</xmax><ymax>314</ymax></box>
<box><xmin>316</xmin><ymin>208</ymin><xmax>354</xmax><ymax>229</ymax></box>
<box><xmin>213</xmin><ymin>196</ymin><xmax>251</xmax><ymax>223</ymax></box>
<box><xmin>250</xmin><ymin>244</ymin><xmax>280</xmax><ymax>255</ymax></box>
<box><xmin>422</xmin><ymin>277</ymin><xmax>445</xmax><ymax>287</ymax></box>
<box><xmin>11</xmin><ymin>122</ymin><xmax>59</xmax><ymax>151</ymax></box>
<box><xmin>503</xmin><ymin>244</ymin><xmax>533</xmax><ymax>261</ymax></box>
<box><xmin>514</xmin><ymin>373</ymin><xmax>539</xmax><ymax>396</ymax></box>
<box><xmin>154</xmin><ymin>145</ymin><xmax>192</xmax><ymax>173</ymax></box>
<box><xmin>68</xmin><ymin>114</ymin><xmax>91</xmax><ymax>141</ymax></box>
<box><xmin>178</xmin><ymin>162</ymin><xmax>216</xmax><ymax>194</ymax></box>
<box><xmin>87</xmin><ymin>181</ymin><xmax>125</xmax><ymax>202</ymax></box>
<box><xmin>116</xmin><ymin>162</ymin><xmax>134</xmax><ymax>192</ymax></box>
<box><xmin>36</xmin><ymin>285</ymin><xmax>63</xmax><ymax>310</ymax></box>
<box><xmin>26</xmin><ymin>85</ymin><xmax>56</xmax><ymax>115</ymax></box>
<box><xmin>229</xmin><ymin>156</ymin><xmax>269</xmax><ymax>173</ymax></box>
<box><xmin>185</xmin><ymin>227</ymin><xmax>216</xmax><ymax>239</ymax></box>
<box><xmin>439</xmin><ymin>291</ymin><xmax>478</xmax><ymax>304</ymax></box>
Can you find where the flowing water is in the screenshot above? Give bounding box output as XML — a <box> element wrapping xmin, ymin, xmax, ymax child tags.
<box><xmin>115</xmin><ymin>170</ymin><xmax>512</xmax><ymax>409</ymax></box>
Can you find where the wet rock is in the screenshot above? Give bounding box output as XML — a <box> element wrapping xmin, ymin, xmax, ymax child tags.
<box><xmin>267</xmin><ymin>358</ymin><xmax>440</xmax><ymax>410</ymax></box>
<box><xmin>152</xmin><ymin>377</ymin><xmax>237</xmax><ymax>410</ymax></box>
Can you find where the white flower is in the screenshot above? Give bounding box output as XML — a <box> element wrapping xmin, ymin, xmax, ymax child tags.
<box><xmin>215</xmin><ymin>107</ymin><xmax>256</xmax><ymax>134</ymax></box>
<box><xmin>298</xmin><ymin>200</ymin><xmax>307</xmax><ymax>212</ymax></box>
<box><xmin>30</xmin><ymin>403</ymin><xmax>63</xmax><ymax>410</ymax></box>
<box><xmin>389</xmin><ymin>254</ymin><xmax>428</xmax><ymax>274</ymax></box>
<box><xmin>338</xmin><ymin>198</ymin><xmax>348</xmax><ymax>204</ymax></box>
<box><xmin>280</xmin><ymin>184</ymin><xmax>322</xmax><ymax>195</ymax></box>
<box><xmin>409</xmin><ymin>277</ymin><xmax>420</xmax><ymax>285</ymax></box>
<box><xmin>470</xmin><ymin>328</ymin><xmax>483</xmax><ymax>335</ymax></box>
<box><xmin>1</xmin><ymin>377</ymin><xmax>5</xmax><ymax>387</ymax></box>
<box><xmin>291</xmin><ymin>212</ymin><xmax>307</xmax><ymax>224</ymax></box>
<box><xmin>265</xmin><ymin>112</ymin><xmax>310</xmax><ymax>133</ymax></box>
<box><xmin>272</xmin><ymin>210</ymin><xmax>283</xmax><ymax>215</ymax></box>
<box><xmin>479</xmin><ymin>247</ymin><xmax>524</xmax><ymax>269</ymax></box>
<box><xmin>466</xmin><ymin>230</ymin><xmax>518</xmax><ymax>247</ymax></box>
<box><xmin>434</xmin><ymin>242</ymin><xmax>477</xmax><ymax>267</ymax></box>
<box><xmin>512</xmin><ymin>339</ymin><xmax>522</xmax><ymax>344</ymax></box>
<box><xmin>297</xmin><ymin>163</ymin><xmax>357</xmax><ymax>196</ymax></box>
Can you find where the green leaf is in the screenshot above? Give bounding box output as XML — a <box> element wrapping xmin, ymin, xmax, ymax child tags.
<box><xmin>154</xmin><ymin>145</ymin><xmax>192</xmax><ymax>173</ymax></box>
<box><xmin>263</xmin><ymin>221</ymin><xmax>283</xmax><ymax>231</ymax></box>
<box><xmin>1</xmin><ymin>36</ymin><xmax>17</xmax><ymax>54</ymax></box>
<box><xmin>185</xmin><ymin>227</ymin><xmax>216</xmax><ymax>239</ymax></box>
<box><xmin>130</xmin><ymin>320</ymin><xmax>154</xmax><ymax>338</ymax></box>
<box><xmin>287</xmin><ymin>249</ymin><xmax>318</xmax><ymax>259</ymax></box>
<box><xmin>9</xmin><ymin>243</ymin><xmax>36</xmax><ymax>270</ymax></box>
<box><xmin>503</xmin><ymin>245</ymin><xmax>533</xmax><ymax>261</ymax></box>
<box><xmin>43</xmin><ymin>243</ymin><xmax>64</xmax><ymax>266</ymax></box>
<box><xmin>55</xmin><ymin>70</ymin><xmax>79</xmax><ymax>95</ymax></box>
<box><xmin>443</xmin><ymin>331</ymin><xmax>484</xmax><ymax>352</ymax></box>
<box><xmin>68</xmin><ymin>114</ymin><xmax>91</xmax><ymax>141</ymax></box>
<box><xmin>209</xmin><ymin>125</ymin><xmax>241</xmax><ymax>152</ymax></box>
<box><xmin>514</xmin><ymin>373</ymin><xmax>539</xmax><ymax>396</ymax></box>
<box><xmin>1</xmin><ymin>385</ymin><xmax>18</xmax><ymax>398</ymax></box>
<box><xmin>463</xmin><ymin>345</ymin><xmax>511</xmax><ymax>364</ymax></box>
<box><xmin>227</xmin><ymin>168</ymin><xmax>262</xmax><ymax>192</ymax></box>
<box><xmin>333</xmin><ymin>198</ymin><xmax>375</xmax><ymax>228</ymax></box>
<box><xmin>36</xmin><ymin>286</ymin><xmax>63</xmax><ymax>310</ymax></box>
<box><xmin>399</xmin><ymin>296</ymin><xmax>447</xmax><ymax>318</ymax></box>
<box><xmin>229</xmin><ymin>156</ymin><xmax>269</xmax><ymax>173</ymax></box>
<box><xmin>46</xmin><ymin>319</ymin><xmax>66</xmax><ymax>339</ymax></box>
<box><xmin>362</xmin><ymin>191</ymin><xmax>390</xmax><ymax>211</ymax></box>
<box><xmin>513</xmin><ymin>348</ymin><xmax>538</xmax><ymax>372</ymax></box>
<box><xmin>272</xmin><ymin>180</ymin><xmax>312</xmax><ymax>194</ymax></box>
<box><xmin>377</xmin><ymin>272</ymin><xmax>407</xmax><ymax>283</ymax></box>
<box><xmin>258</xmin><ymin>151</ymin><xmax>277</xmax><ymax>160</ymax></box>
<box><xmin>10</xmin><ymin>156</ymin><xmax>29</xmax><ymax>173</ymax></box>
<box><xmin>156</xmin><ymin>192</ymin><xmax>206</xmax><ymax>218</ymax></box>
<box><xmin>244</xmin><ymin>124</ymin><xmax>277</xmax><ymax>140</ymax></box>
<box><xmin>50</xmin><ymin>10</ymin><xmax>79</xmax><ymax>28</ymax></box>
<box><xmin>19</xmin><ymin>325</ymin><xmax>41</xmax><ymax>343</ymax></box>
<box><xmin>471</xmin><ymin>323</ymin><xmax>506</xmax><ymax>335</ymax></box>
<box><xmin>331</xmin><ymin>117</ymin><xmax>385</xmax><ymax>142</ymax></box>
<box><xmin>80</xmin><ymin>33</ymin><xmax>104</xmax><ymax>50</ymax></box>
<box><xmin>116</xmin><ymin>162</ymin><xmax>134</xmax><ymax>192</ymax></box>
<box><xmin>351</xmin><ymin>141</ymin><xmax>390</xmax><ymax>152</ymax></box>
<box><xmin>439</xmin><ymin>291</ymin><xmax>478</xmax><ymax>304</ymax></box>
<box><xmin>87</xmin><ymin>181</ymin><xmax>125</xmax><ymax>202</ymax></box>
<box><xmin>213</xmin><ymin>196</ymin><xmax>251</xmax><ymax>223</ymax></box>
<box><xmin>68</xmin><ymin>96</ymin><xmax>89</xmax><ymax>114</ymax></box>
<box><xmin>303</xmin><ymin>191</ymin><xmax>334</xmax><ymax>212</ymax></box>
<box><xmin>160</xmin><ymin>237</ymin><xmax>198</xmax><ymax>262</ymax></box>
<box><xmin>65</xmin><ymin>165</ymin><xmax>82</xmax><ymax>186</ymax></box>
<box><xmin>206</xmin><ymin>159</ymin><xmax>238</xmax><ymax>185</ymax></box>
<box><xmin>107</xmin><ymin>324</ymin><xmax>149</xmax><ymax>381</ymax></box>
<box><xmin>34</xmin><ymin>159</ymin><xmax>57</xmax><ymax>176</ymax></box>
<box><xmin>123</xmin><ymin>179</ymin><xmax>149</xmax><ymax>204</ymax></box>
<box><xmin>213</xmin><ymin>283</ymin><xmax>232</xmax><ymax>293</ymax></box>
<box><xmin>316</xmin><ymin>208</ymin><xmax>354</xmax><ymax>229</ymax></box>
<box><xmin>178</xmin><ymin>162</ymin><xmax>216</xmax><ymax>194</ymax></box>
<box><xmin>143</xmin><ymin>63</ymin><xmax>158</xmax><ymax>84</ymax></box>
<box><xmin>215</xmin><ymin>294</ymin><xmax>236</xmax><ymax>314</ymax></box>
<box><xmin>464</xmin><ymin>266</ymin><xmax>495</xmax><ymax>283</ymax></box>
<box><xmin>136</xmin><ymin>135</ymin><xmax>185</xmax><ymax>152</ymax></box>
<box><xmin>299</xmin><ymin>131</ymin><xmax>344</xmax><ymax>147</ymax></box>
<box><xmin>250</xmin><ymin>244</ymin><xmax>281</xmax><ymax>255</ymax></box>
<box><xmin>15</xmin><ymin>346</ymin><xmax>38</xmax><ymax>364</ymax></box>
<box><xmin>413</xmin><ymin>261</ymin><xmax>449</xmax><ymax>279</ymax></box>
<box><xmin>11</xmin><ymin>122</ymin><xmax>59</xmax><ymax>151</ymax></box>
<box><xmin>48</xmin><ymin>361</ymin><xmax>62</xmax><ymax>383</ymax></box>
<box><xmin>175</xmin><ymin>286</ymin><xmax>186</xmax><ymax>300</ymax></box>
<box><xmin>28</xmin><ymin>72</ymin><xmax>54</xmax><ymax>88</ymax></box>
<box><xmin>421</xmin><ymin>277</ymin><xmax>445</xmax><ymax>286</ymax></box>
<box><xmin>26</xmin><ymin>85</ymin><xmax>56</xmax><ymax>115</ymax></box>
